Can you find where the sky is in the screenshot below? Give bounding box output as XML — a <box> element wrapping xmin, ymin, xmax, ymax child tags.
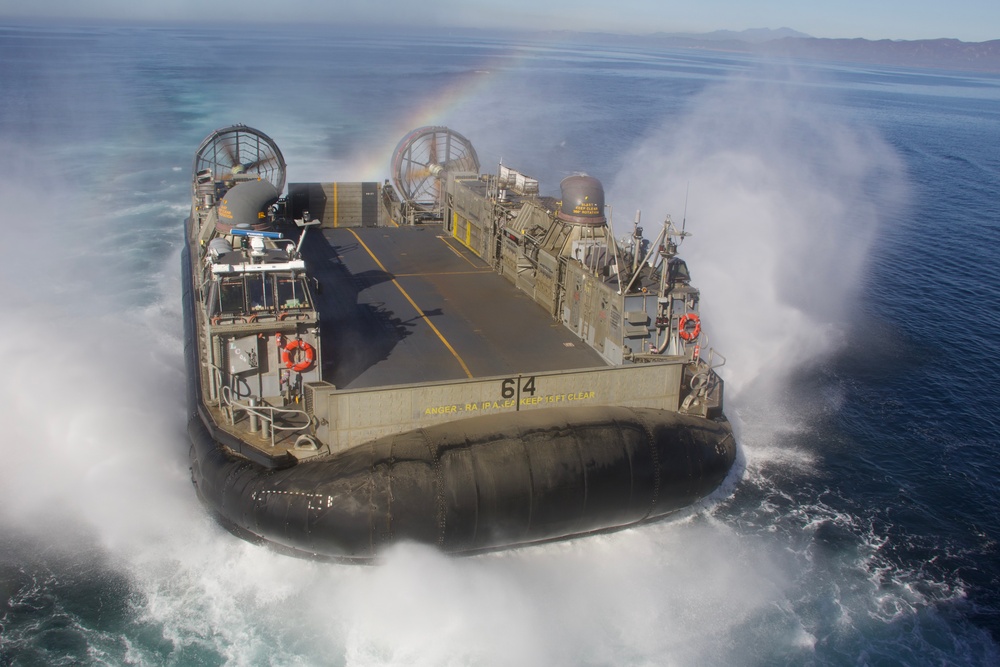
<box><xmin>1</xmin><ymin>0</ymin><xmax>998</xmax><ymax>42</ymax></box>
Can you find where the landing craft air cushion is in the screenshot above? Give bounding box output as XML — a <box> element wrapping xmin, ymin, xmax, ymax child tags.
<box><xmin>183</xmin><ymin>124</ymin><xmax>736</xmax><ymax>559</ymax></box>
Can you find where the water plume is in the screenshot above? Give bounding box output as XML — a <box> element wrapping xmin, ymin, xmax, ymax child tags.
<box><xmin>611</xmin><ymin>67</ymin><xmax>909</xmax><ymax>402</ymax></box>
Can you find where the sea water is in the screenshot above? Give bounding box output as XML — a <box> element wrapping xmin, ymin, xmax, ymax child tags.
<box><xmin>0</xmin><ymin>22</ymin><xmax>998</xmax><ymax>666</ymax></box>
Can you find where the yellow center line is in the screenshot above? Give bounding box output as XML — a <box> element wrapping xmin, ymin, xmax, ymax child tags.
<box><xmin>437</xmin><ymin>235</ymin><xmax>483</xmax><ymax>269</ymax></box>
<box><xmin>395</xmin><ymin>269</ymin><xmax>492</xmax><ymax>277</ymax></box>
<box><xmin>346</xmin><ymin>228</ymin><xmax>473</xmax><ymax>379</ymax></box>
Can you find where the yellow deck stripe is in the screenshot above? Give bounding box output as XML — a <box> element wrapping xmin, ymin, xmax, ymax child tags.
<box><xmin>394</xmin><ymin>269</ymin><xmax>491</xmax><ymax>277</ymax></box>
<box><xmin>347</xmin><ymin>228</ymin><xmax>473</xmax><ymax>379</ymax></box>
<box><xmin>437</xmin><ymin>235</ymin><xmax>482</xmax><ymax>268</ymax></box>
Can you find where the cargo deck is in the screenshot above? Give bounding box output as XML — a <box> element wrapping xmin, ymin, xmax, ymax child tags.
<box><xmin>308</xmin><ymin>225</ymin><xmax>608</xmax><ymax>390</ymax></box>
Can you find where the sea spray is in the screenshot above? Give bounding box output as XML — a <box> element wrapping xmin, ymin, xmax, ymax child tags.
<box><xmin>610</xmin><ymin>68</ymin><xmax>909</xmax><ymax>401</ymax></box>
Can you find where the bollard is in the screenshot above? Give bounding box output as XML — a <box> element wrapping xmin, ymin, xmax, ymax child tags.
<box><xmin>248</xmin><ymin>397</ymin><xmax>260</xmax><ymax>433</ymax></box>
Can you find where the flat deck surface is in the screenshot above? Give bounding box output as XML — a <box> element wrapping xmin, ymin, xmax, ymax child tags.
<box><xmin>305</xmin><ymin>226</ymin><xmax>606</xmax><ymax>390</ymax></box>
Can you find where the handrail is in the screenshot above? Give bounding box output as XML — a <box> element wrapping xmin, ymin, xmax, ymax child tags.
<box><xmin>705</xmin><ymin>346</ymin><xmax>726</xmax><ymax>372</ymax></box>
<box><xmin>219</xmin><ymin>385</ymin><xmax>312</xmax><ymax>448</ymax></box>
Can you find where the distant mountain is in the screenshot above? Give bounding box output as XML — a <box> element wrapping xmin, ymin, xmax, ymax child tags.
<box><xmin>588</xmin><ymin>30</ymin><xmax>1000</xmax><ymax>73</ymax></box>
<box><xmin>759</xmin><ymin>37</ymin><xmax>1000</xmax><ymax>72</ymax></box>
<box><xmin>695</xmin><ymin>27</ymin><xmax>813</xmax><ymax>43</ymax></box>
<box><xmin>449</xmin><ymin>26</ymin><xmax>1000</xmax><ymax>73</ymax></box>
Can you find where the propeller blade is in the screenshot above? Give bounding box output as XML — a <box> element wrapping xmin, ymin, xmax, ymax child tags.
<box><xmin>404</xmin><ymin>166</ymin><xmax>433</xmax><ymax>180</ymax></box>
<box><xmin>222</xmin><ymin>137</ymin><xmax>239</xmax><ymax>168</ymax></box>
<box><xmin>244</xmin><ymin>153</ymin><xmax>277</xmax><ymax>171</ymax></box>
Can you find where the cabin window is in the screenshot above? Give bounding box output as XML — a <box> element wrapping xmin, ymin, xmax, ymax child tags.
<box><xmin>246</xmin><ymin>273</ymin><xmax>274</xmax><ymax>313</ymax></box>
<box><xmin>277</xmin><ymin>275</ymin><xmax>308</xmax><ymax>310</ymax></box>
<box><xmin>667</xmin><ymin>258</ymin><xmax>690</xmax><ymax>285</ymax></box>
<box><xmin>218</xmin><ymin>277</ymin><xmax>246</xmax><ymax>314</ymax></box>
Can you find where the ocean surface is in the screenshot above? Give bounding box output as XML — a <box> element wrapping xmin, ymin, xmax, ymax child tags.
<box><xmin>1</xmin><ymin>21</ymin><xmax>998</xmax><ymax>666</ymax></box>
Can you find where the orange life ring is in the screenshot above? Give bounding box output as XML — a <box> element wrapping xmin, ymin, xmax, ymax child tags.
<box><xmin>678</xmin><ymin>313</ymin><xmax>701</xmax><ymax>341</ymax></box>
<box><xmin>281</xmin><ymin>339</ymin><xmax>315</xmax><ymax>372</ymax></box>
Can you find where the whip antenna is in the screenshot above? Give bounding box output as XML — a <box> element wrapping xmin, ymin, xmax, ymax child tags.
<box><xmin>682</xmin><ymin>182</ymin><xmax>689</xmax><ymax>235</ymax></box>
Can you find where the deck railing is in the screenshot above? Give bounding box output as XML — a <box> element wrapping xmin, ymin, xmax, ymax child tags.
<box><xmin>218</xmin><ymin>384</ymin><xmax>312</xmax><ymax>449</ymax></box>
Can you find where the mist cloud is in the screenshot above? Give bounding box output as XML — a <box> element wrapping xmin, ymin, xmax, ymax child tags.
<box><xmin>611</xmin><ymin>68</ymin><xmax>909</xmax><ymax>399</ymax></box>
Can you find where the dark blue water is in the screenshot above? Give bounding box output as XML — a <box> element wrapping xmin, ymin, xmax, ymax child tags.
<box><xmin>1</xmin><ymin>22</ymin><xmax>998</xmax><ymax>666</ymax></box>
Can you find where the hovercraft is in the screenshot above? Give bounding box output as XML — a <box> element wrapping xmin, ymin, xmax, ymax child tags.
<box><xmin>183</xmin><ymin>125</ymin><xmax>735</xmax><ymax>560</ymax></box>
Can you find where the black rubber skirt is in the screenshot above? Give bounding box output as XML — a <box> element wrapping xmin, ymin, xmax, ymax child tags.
<box><xmin>188</xmin><ymin>405</ymin><xmax>735</xmax><ymax>560</ymax></box>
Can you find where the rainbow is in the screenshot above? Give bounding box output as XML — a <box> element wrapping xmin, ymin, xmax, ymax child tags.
<box><xmin>353</xmin><ymin>43</ymin><xmax>543</xmax><ymax>181</ymax></box>
<box><xmin>353</xmin><ymin>71</ymin><xmax>495</xmax><ymax>181</ymax></box>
